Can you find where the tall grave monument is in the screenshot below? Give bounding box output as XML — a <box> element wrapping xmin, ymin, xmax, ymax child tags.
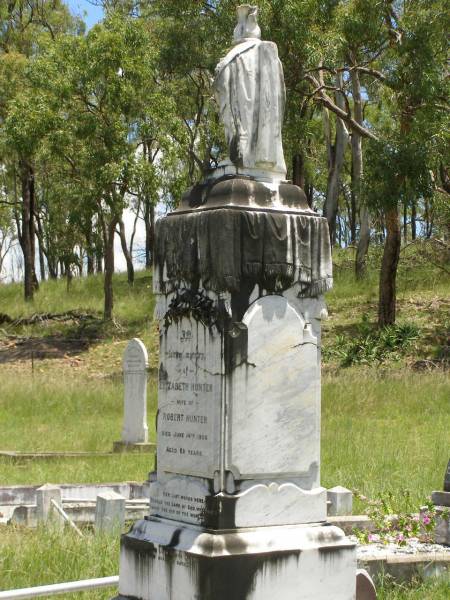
<box><xmin>115</xmin><ymin>5</ymin><xmax>357</xmax><ymax>599</ymax></box>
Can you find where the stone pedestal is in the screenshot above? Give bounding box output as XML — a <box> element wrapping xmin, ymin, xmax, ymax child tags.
<box><xmin>114</xmin><ymin>176</ymin><xmax>356</xmax><ymax>599</ymax></box>
<box><xmin>116</xmin><ymin>519</ymin><xmax>356</xmax><ymax>600</ymax></box>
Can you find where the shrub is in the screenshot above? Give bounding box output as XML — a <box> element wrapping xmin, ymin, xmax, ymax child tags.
<box><xmin>324</xmin><ymin>315</ymin><xmax>420</xmax><ymax>367</ymax></box>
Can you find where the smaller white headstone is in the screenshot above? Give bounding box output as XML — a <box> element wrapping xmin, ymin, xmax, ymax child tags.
<box><xmin>36</xmin><ymin>484</ymin><xmax>62</xmax><ymax>527</ymax></box>
<box><xmin>327</xmin><ymin>486</ymin><xmax>353</xmax><ymax>516</ymax></box>
<box><xmin>95</xmin><ymin>491</ymin><xmax>126</xmax><ymax>533</ymax></box>
<box><xmin>121</xmin><ymin>338</ymin><xmax>148</xmax><ymax>444</ymax></box>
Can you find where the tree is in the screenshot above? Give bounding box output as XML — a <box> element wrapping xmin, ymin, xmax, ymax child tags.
<box><xmin>31</xmin><ymin>12</ymin><xmax>180</xmax><ymax>317</ymax></box>
<box><xmin>0</xmin><ymin>0</ymin><xmax>81</xmax><ymax>300</ymax></box>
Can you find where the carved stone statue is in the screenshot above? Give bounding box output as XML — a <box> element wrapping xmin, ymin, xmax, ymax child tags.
<box><xmin>214</xmin><ymin>5</ymin><xmax>287</xmax><ymax>181</ymax></box>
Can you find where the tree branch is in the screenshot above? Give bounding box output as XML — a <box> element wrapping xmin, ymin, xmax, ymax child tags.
<box><xmin>305</xmin><ymin>73</ymin><xmax>378</xmax><ymax>140</ymax></box>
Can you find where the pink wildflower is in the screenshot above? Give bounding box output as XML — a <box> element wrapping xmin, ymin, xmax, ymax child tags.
<box><xmin>422</xmin><ymin>514</ymin><xmax>431</xmax><ymax>525</ymax></box>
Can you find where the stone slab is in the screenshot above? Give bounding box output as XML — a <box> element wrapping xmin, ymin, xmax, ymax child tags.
<box><xmin>115</xmin><ymin>518</ymin><xmax>356</xmax><ymax>600</ymax></box>
<box><xmin>227</xmin><ymin>295</ymin><xmax>320</xmax><ymax>482</ymax></box>
<box><xmin>8</xmin><ymin>500</ymin><xmax>149</xmax><ymax>528</ymax></box>
<box><xmin>432</xmin><ymin>491</ymin><xmax>450</xmax><ymax>507</ymax></box>
<box><xmin>95</xmin><ymin>492</ymin><xmax>126</xmax><ymax>533</ymax></box>
<box><xmin>359</xmin><ymin>552</ymin><xmax>450</xmax><ymax>583</ymax></box>
<box><xmin>36</xmin><ymin>484</ymin><xmax>62</xmax><ymax>526</ymax></box>
<box><xmin>0</xmin><ymin>482</ymin><xmax>147</xmax><ymax>506</ymax></box>
<box><xmin>434</xmin><ymin>506</ymin><xmax>450</xmax><ymax>546</ymax></box>
<box><xmin>445</xmin><ymin>459</ymin><xmax>450</xmax><ymax>492</ymax></box>
<box><xmin>328</xmin><ymin>486</ymin><xmax>353</xmax><ymax>516</ymax></box>
<box><xmin>149</xmin><ymin>476</ymin><xmax>327</xmax><ymax>528</ymax></box>
<box><xmin>157</xmin><ymin>318</ymin><xmax>222</xmax><ymax>479</ymax></box>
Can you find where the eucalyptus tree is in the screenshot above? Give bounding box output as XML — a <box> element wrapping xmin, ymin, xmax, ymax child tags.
<box><xmin>362</xmin><ymin>0</ymin><xmax>448</xmax><ymax>325</ymax></box>
<box><xmin>31</xmin><ymin>11</ymin><xmax>180</xmax><ymax>317</ymax></box>
<box><xmin>0</xmin><ymin>0</ymin><xmax>81</xmax><ymax>299</ymax></box>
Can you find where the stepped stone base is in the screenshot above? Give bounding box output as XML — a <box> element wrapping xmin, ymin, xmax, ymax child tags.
<box><xmin>113</xmin><ymin>517</ymin><xmax>356</xmax><ymax>600</ymax></box>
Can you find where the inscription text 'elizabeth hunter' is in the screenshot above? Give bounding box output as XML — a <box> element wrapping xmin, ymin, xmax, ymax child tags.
<box><xmin>157</xmin><ymin>318</ymin><xmax>222</xmax><ymax>478</ymax></box>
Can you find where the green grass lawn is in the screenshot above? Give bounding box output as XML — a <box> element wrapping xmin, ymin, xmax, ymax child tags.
<box><xmin>1</xmin><ymin>369</ymin><xmax>448</xmax><ymax>517</ymax></box>
<box><xmin>0</xmin><ymin>526</ymin><xmax>448</xmax><ymax>599</ymax></box>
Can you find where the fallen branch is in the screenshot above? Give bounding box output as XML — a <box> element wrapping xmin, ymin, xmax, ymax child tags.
<box><xmin>0</xmin><ymin>310</ymin><xmax>101</xmax><ymax>326</ymax></box>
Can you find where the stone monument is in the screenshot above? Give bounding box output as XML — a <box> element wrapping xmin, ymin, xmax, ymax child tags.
<box><xmin>113</xmin><ymin>339</ymin><xmax>153</xmax><ymax>453</ymax></box>
<box><xmin>114</xmin><ymin>5</ymin><xmax>357</xmax><ymax>599</ymax></box>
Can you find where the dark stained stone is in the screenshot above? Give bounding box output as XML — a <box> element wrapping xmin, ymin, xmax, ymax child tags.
<box><xmin>445</xmin><ymin>459</ymin><xmax>450</xmax><ymax>492</ymax></box>
<box><xmin>177</xmin><ymin>176</ymin><xmax>310</xmax><ymax>213</ymax></box>
<box><xmin>154</xmin><ymin>208</ymin><xmax>332</xmax><ymax>304</ymax></box>
<box><xmin>356</xmin><ymin>569</ymin><xmax>377</xmax><ymax>599</ymax></box>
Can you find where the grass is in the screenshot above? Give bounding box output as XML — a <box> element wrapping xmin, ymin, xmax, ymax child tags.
<box><xmin>1</xmin><ymin>370</ymin><xmax>448</xmax><ymax>516</ymax></box>
<box><xmin>0</xmin><ymin>271</ymin><xmax>154</xmax><ymax>327</ymax></box>
<box><xmin>322</xmin><ymin>370</ymin><xmax>449</xmax><ymax>513</ymax></box>
<box><xmin>0</xmin><ymin>526</ymin><xmax>119</xmax><ymax>599</ymax></box>
<box><xmin>0</xmin><ymin>374</ymin><xmax>156</xmax><ymax>485</ymax></box>
<box><xmin>0</xmin><ymin>526</ymin><xmax>448</xmax><ymax>599</ymax></box>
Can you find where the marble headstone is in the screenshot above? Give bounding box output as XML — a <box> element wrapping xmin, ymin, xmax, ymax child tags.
<box><xmin>113</xmin><ymin>339</ymin><xmax>152</xmax><ymax>453</ymax></box>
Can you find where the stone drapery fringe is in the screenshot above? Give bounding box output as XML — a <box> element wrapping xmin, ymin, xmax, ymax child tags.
<box><xmin>154</xmin><ymin>209</ymin><xmax>332</xmax><ymax>298</ymax></box>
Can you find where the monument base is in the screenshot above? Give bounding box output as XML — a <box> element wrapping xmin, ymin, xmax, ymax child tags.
<box><xmin>113</xmin><ymin>442</ymin><xmax>154</xmax><ymax>454</ymax></box>
<box><xmin>114</xmin><ymin>517</ymin><xmax>356</xmax><ymax>600</ymax></box>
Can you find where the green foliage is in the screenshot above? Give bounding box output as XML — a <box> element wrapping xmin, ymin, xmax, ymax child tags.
<box><xmin>353</xmin><ymin>491</ymin><xmax>440</xmax><ymax>546</ymax></box>
<box><xmin>324</xmin><ymin>315</ymin><xmax>419</xmax><ymax>366</ymax></box>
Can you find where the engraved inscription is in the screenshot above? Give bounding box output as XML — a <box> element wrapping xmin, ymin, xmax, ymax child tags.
<box><xmin>151</xmin><ymin>491</ymin><xmax>207</xmax><ymax>523</ymax></box>
<box><xmin>157</xmin><ymin>317</ymin><xmax>222</xmax><ymax>477</ymax></box>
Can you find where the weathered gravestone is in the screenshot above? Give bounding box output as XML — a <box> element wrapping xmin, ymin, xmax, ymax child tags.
<box><xmin>114</xmin><ymin>5</ymin><xmax>357</xmax><ymax>599</ymax></box>
<box><xmin>95</xmin><ymin>491</ymin><xmax>126</xmax><ymax>533</ymax></box>
<box><xmin>113</xmin><ymin>339</ymin><xmax>153</xmax><ymax>453</ymax></box>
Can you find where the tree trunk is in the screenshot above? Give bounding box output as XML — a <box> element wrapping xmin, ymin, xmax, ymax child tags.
<box><xmin>292</xmin><ymin>153</ymin><xmax>305</xmax><ymax>189</ymax></box>
<box><xmin>103</xmin><ymin>217</ymin><xmax>118</xmax><ymax>320</ymax></box>
<box><xmin>378</xmin><ymin>207</ymin><xmax>401</xmax><ymax>326</ymax></box>
<box><xmin>117</xmin><ymin>216</ymin><xmax>134</xmax><ymax>285</ymax></box>
<box><xmin>306</xmin><ymin>183</ymin><xmax>314</xmax><ymax>209</ymax></box>
<box><xmin>47</xmin><ymin>258</ymin><xmax>58</xmax><ymax>279</ymax></box>
<box><xmin>403</xmin><ymin>201</ymin><xmax>408</xmax><ymax>243</ymax></box>
<box><xmin>144</xmin><ymin>200</ymin><xmax>155</xmax><ymax>269</ymax></box>
<box><xmin>35</xmin><ymin>214</ymin><xmax>48</xmax><ymax>282</ymax></box>
<box><xmin>411</xmin><ymin>199</ymin><xmax>416</xmax><ymax>240</ymax></box>
<box><xmin>323</xmin><ymin>74</ymin><xmax>349</xmax><ymax>245</ymax></box>
<box><xmin>86</xmin><ymin>226</ymin><xmax>95</xmax><ymax>275</ymax></box>
<box><xmin>352</xmin><ymin>66</ymin><xmax>370</xmax><ymax>279</ymax></box>
<box><xmin>20</xmin><ymin>160</ymin><xmax>36</xmax><ymax>300</ymax></box>
<box><xmin>349</xmin><ymin>180</ymin><xmax>357</xmax><ymax>244</ymax></box>
<box><xmin>38</xmin><ymin>236</ymin><xmax>46</xmax><ymax>282</ymax></box>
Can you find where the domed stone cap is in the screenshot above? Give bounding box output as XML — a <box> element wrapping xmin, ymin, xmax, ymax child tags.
<box><xmin>176</xmin><ymin>176</ymin><xmax>311</xmax><ymax>214</ymax></box>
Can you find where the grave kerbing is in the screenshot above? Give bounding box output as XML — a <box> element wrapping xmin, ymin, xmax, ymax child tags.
<box><xmin>113</xmin><ymin>5</ymin><xmax>358</xmax><ymax>599</ymax></box>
